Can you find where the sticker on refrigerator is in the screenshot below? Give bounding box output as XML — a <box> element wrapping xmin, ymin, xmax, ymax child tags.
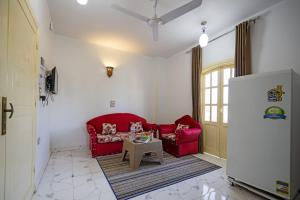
<box><xmin>267</xmin><ymin>85</ymin><xmax>285</xmax><ymax>102</ymax></box>
<box><xmin>264</xmin><ymin>106</ymin><xmax>287</xmax><ymax>120</ymax></box>
<box><xmin>276</xmin><ymin>181</ymin><xmax>289</xmax><ymax>196</ymax></box>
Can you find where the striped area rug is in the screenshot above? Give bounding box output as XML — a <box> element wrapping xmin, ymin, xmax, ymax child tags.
<box><xmin>96</xmin><ymin>152</ymin><xmax>221</xmax><ymax>200</ymax></box>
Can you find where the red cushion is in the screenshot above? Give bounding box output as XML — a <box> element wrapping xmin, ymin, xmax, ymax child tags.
<box><xmin>87</xmin><ymin>113</ymin><xmax>147</xmax><ymax>133</ymax></box>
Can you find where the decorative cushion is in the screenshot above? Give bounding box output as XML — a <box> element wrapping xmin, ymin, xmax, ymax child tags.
<box><xmin>175</xmin><ymin>123</ymin><xmax>189</xmax><ymax>133</ymax></box>
<box><xmin>130</xmin><ymin>121</ymin><xmax>144</xmax><ymax>133</ymax></box>
<box><xmin>97</xmin><ymin>132</ymin><xmax>147</xmax><ymax>143</ymax></box>
<box><xmin>97</xmin><ymin>135</ymin><xmax>122</xmax><ymax>144</ymax></box>
<box><xmin>161</xmin><ymin>133</ymin><xmax>176</xmax><ymax>142</ymax></box>
<box><xmin>102</xmin><ymin>123</ymin><xmax>117</xmax><ymax>135</ymax></box>
<box><xmin>116</xmin><ymin>132</ymin><xmax>130</xmax><ymax>140</ymax></box>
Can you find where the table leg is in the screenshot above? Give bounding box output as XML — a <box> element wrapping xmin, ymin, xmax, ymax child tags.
<box><xmin>129</xmin><ymin>152</ymin><xmax>135</xmax><ymax>169</ymax></box>
<box><xmin>157</xmin><ymin>144</ymin><xmax>164</xmax><ymax>164</ymax></box>
<box><xmin>122</xmin><ymin>150</ymin><xmax>127</xmax><ymax>161</ymax></box>
<box><xmin>157</xmin><ymin>151</ymin><xmax>163</xmax><ymax>164</ymax></box>
<box><xmin>131</xmin><ymin>152</ymin><xmax>143</xmax><ymax>170</ymax></box>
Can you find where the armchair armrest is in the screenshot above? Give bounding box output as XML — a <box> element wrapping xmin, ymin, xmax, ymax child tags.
<box><xmin>158</xmin><ymin>124</ymin><xmax>177</xmax><ymax>139</ymax></box>
<box><xmin>143</xmin><ymin>123</ymin><xmax>158</xmax><ymax>131</ymax></box>
<box><xmin>87</xmin><ymin>124</ymin><xmax>97</xmax><ymax>144</ymax></box>
<box><xmin>176</xmin><ymin>128</ymin><xmax>201</xmax><ymax>144</ymax></box>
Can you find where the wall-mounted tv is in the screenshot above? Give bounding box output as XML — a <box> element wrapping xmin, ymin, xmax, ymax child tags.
<box><xmin>46</xmin><ymin>67</ymin><xmax>58</xmax><ymax>94</ymax></box>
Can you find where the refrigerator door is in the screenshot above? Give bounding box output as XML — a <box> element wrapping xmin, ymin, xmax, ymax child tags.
<box><xmin>227</xmin><ymin>70</ymin><xmax>292</xmax><ymax>199</ymax></box>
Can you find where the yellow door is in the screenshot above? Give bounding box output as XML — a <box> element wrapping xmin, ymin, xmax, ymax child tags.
<box><xmin>202</xmin><ymin>62</ymin><xmax>234</xmax><ymax>159</ymax></box>
<box><xmin>0</xmin><ymin>0</ymin><xmax>38</xmax><ymax>199</ymax></box>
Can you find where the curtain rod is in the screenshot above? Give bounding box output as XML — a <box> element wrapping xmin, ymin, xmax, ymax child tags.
<box><xmin>185</xmin><ymin>17</ymin><xmax>259</xmax><ymax>54</ymax></box>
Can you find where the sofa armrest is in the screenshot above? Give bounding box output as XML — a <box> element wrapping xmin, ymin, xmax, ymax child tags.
<box><xmin>87</xmin><ymin>124</ymin><xmax>97</xmax><ymax>144</ymax></box>
<box><xmin>143</xmin><ymin>123</ymin><xmax>157</xmax><ymax>131</ymax></box>
<box><xmin>158</xmin><ymin>124</ymin><xmax>177</xmax><ymax>137</ymax></box>
<box><xmin>176</xmin><ymin>128</ymin><xmax>201</xmax><ymax>144</ymax></box>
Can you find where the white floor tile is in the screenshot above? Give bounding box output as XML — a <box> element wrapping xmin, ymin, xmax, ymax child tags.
<box><xmin>33</xmin><ymin>149</ymin><xmax>264</xmax><ymax>200</ymax></box>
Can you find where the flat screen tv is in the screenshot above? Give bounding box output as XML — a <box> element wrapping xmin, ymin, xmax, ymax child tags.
<box><xmin>46</xmin><ymin>67</ymin><xmax>58</xmax><ymax>94</ymax></box>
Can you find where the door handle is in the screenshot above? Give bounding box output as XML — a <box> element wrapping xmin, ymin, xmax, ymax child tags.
<box><xmin>5</xmin><ymin>102</ymin><xmax>14</xmax><ymax>119</ymax></box>
<box><xmin>1</xmin><ymin>97</ymin><xmax>14</xmax><ymax>135</ymax></box>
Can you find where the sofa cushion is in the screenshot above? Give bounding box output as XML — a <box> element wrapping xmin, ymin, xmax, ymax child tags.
<box><xmin>130</xmin><ymin>121</ymin><xmax>144</xmax><ymax>133</ymax></box>
<box><xmin>97</xmin><ymin>134</ymin><xmax>122</xmax><ymax>144</ymax></box>
<box><xmin>161</xmin><ymin>133</ymin><xmax>176</xmax><ymax>142</ymax></box>
<box><xmin>116</xmin><ymin>132</ymin><xmax>130</xmax><ymax>140</ymax></box>
<box><xmin>116</xmin><ymin>132</ymin><xmax>145</xmax><ymax>140</ymax></box>
<box><xmin>97</xmin><ymin>132</ymin><xmax>152</xmax><ymax>144</ymax></box>
<box><xmin>175</xmin><ymin>124</ymin><xmax>189</xmax><ymax>133</ymax></box>
<box><xmin>102</xmin><ymin>123</ymin><xmax>117</xmax><ymax>135</ymax></box>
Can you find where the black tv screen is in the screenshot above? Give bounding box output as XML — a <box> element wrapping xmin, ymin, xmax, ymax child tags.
<box><xmin>46</xmin><ymin>67</ymin><xmax>58</xmax><ymax>94</ymax></box>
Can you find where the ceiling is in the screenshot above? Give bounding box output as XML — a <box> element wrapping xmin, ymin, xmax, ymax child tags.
<box><xmin>47</xmin><ymin>0</ymin><xmax>282</xmax><ymax>57</ymax></box>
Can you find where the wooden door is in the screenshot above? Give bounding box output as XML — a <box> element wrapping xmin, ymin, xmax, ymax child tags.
<box><xmin>202</xmin><ymin>62</ymin><xmax>234</xmax><ymax>159</ymax></box>
<box><xmin>219</xmin><ymin>67</ymin><xmax>235</xmax><ymax>158</ymax></box>
<box><xmin>202</xmin><ymin>70</ymin><xmax>220</xmax><ymax>156</ymax></box>
<box><xmin>0</xmin><ymin>0</ymin><xmax>9</xmax><ymax>199</ymax></box>
<box><xmin>0</xmin><ymin>0</ymin><xmax>38</xmax><ymax>199</ymax></box>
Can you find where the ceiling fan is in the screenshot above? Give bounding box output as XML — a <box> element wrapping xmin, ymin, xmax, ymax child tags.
<box><xmin>112</xmin><ymin>0</ymin><xmax>203</xmax><ymax>41</ymax></box>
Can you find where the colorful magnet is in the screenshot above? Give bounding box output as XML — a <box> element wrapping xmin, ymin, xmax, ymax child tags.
<box><xmin>267</xmin><ymin>85</ymin><xmax>285</xmax><ymax>102</ymax></box>
<box><xmin>264</xmin><ymin>106</ymin><xmax>287</xmax><ymax>120</ymax></box>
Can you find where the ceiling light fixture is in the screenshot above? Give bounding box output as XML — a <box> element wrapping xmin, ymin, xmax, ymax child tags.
<box><xmin>199</xmin><ymin>21</ymin><xmax>209</xmax><ymax>48</ymax></box>
<box><xmin>77</xmin><ymin>0</ymin><xmax>88</xmax><ymax>5</ymax></box>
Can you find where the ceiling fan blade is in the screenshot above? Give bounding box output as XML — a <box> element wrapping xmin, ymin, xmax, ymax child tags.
<box><xmin>152</xmin><ymin>22</ymin><xmax>159</xmax><ymax>41</ymax></box>
<box><xmin>112</xmin><ymin>4</ymin><xmax>149</xmax><ymax>22</ymax></box>
<box><xmin>160</xmin><ymin>0</ymin><xmax>202</xmax><ymax>24</ymax></box>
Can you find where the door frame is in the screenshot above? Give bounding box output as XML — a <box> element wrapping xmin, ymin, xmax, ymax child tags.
<box><xmin>201</xmin><ymin>59</ymin><xmax>234</xmax><ymax>158</ymax></box>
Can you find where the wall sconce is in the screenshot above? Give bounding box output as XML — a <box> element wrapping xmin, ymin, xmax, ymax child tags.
<box><xmin>106</xmin><ymin>66</ymin><xmax>114</xmax><ymax>78</ymax></box>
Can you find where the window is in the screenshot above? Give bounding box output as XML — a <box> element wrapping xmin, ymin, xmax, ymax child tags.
<box><xmin>204</xmin><ymin>70</ymin><xmax>219</xmax><ymax>122</ymax></box>
<box><xmin>222</xmin><ymin>68</ymin><xmax>235</xmax><ymax>123</ymax></box>
<box><xmin>202</xmin><ymin>65</ymin><xmax>234</xmax><ymax>124</ymax></box>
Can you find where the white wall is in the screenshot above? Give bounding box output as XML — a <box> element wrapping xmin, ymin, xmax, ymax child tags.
<box><xmin>49</xmin><ymin>35</ymin><xmax>160</xmax><ymax>150</ymax></box>
<box><xmin>203</xmin><ymin>32</ymin><xmax>235</xmax><ymax>68</ymax></box>
<box><xmin>157</xmin><ymin>32</ymin><xmax>235</xmax><ymax>123</ymax></box>
<box><xmin>29</xmin><ymin>0</ymin><xmax>54</xmax><ymax>186</ymax></box>
<box><xmin>251</xmin><ymin>0</ymin><xmax>300</xmax><ymax>74</ymax></box>
<box><xmin>157</xmin><ymin>52</ymin><xmax>193</xmax><ymax>123</ymax></box>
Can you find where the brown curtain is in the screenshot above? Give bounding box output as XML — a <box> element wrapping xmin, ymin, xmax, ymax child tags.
<box><xmin>235</xmin><ymin>21</ymin><xmax>252</xmax><ymax>77</ymax></box>
<box><xmin>191</xmin><ymin>45</ymin><xmax>203</xmax><ymax>153</ymax></box>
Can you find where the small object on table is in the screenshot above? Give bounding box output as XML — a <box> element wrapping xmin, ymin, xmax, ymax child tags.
<box><xmin>134</xmin><ymin>134</ymin><xmax>150</xmax><ymax>143</ymax></box>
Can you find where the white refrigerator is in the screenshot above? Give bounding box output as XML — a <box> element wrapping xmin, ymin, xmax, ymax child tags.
<box><xmin>227</xmin><ymin>69</ymin><xmax>300</xmax><ymax>200</ymax></box>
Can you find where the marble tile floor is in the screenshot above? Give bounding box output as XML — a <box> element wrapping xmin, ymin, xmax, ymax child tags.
<box><xmin>32</xmin><ymin>148</ymin><xmax>265</xmax><ymax>200</ymax></box>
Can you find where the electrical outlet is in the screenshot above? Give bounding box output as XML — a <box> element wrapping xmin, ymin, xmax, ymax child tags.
<box><xmin>110</xmin><ymin>100</ymin><xmax>116</xmax><ymax>108</ymax></box>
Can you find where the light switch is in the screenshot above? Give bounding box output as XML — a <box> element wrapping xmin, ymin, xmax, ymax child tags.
<box><xmin>110</xmin><ymin>100</ymin><xmax>116</xmax><ymax>108</ymax></box>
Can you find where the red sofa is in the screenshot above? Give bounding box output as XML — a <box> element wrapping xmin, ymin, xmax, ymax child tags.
<box><xmin>86</xmin><ymin>113</ymin><xmax>157</xmax><ymax>157</ymax></box>
<box><xmin>158</xmin><ymin>115</ymin><xmax>202</xmax><ymax>157</ymax></box>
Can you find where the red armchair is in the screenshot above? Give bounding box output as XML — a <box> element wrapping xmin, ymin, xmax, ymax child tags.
<box><xmin>86</xmin><ymin>113</ymin><xmax>157</xmax><ymax>157</ymax></box>
<box><xmin>158</xmin><ymin>115</ymin><xmax>202</xmax><ymax>157</ymax></box>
